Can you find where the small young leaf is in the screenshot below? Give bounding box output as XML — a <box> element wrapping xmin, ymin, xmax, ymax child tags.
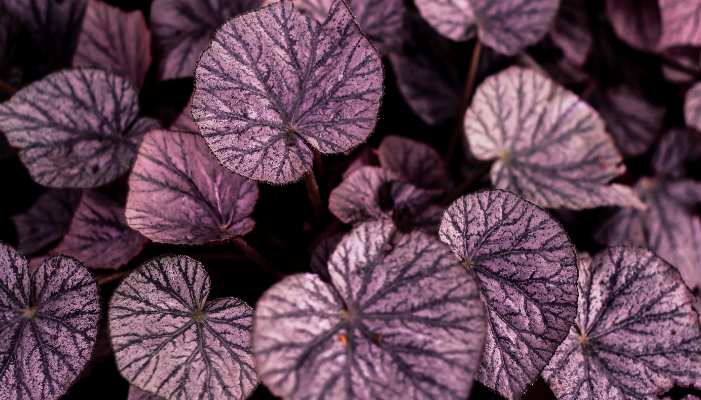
<box><xmin>193</xmin><ymin>0</ymin><xmax>383</xmax><ymax>184</ymax></box>
<box><xmin>414</xmin><ymin>0</ymin><xmax>475</xmax><ymax>41</ymax></box>
<box><xmin>605</xmin><ymin>0</ymin><xmax>661</xmax><ymax>50</ymax></box>
<box><xmin>128</xmin><ymin>386</ymin><xmax>164</xmax><ymax>400</ymax></box>
<box><xmin>74</xmin><ymin>0</ymin><xmax>151</xmax><ymax>87</ymax></box>
<box><xmin>110</xmin><ymin>255</ymin><xmax>258</xmax><ymax>400</ymax></box>
<box><xmin>12</xmin><ymin>189</ymin><xmax>80</xmax><ymax>255</ymax></box>
<box><xmin>543</xmin><ymin>247</ymin><xmax>701</xmax><ymax>399</ymax></box>
<box><xmin>439</xmin><ymin>190</ymin><xmax>578</xmax><ymax>399</ymax></box>
<box><xmin>254</xmin><ymin>221</ymin><xmax>487</xmax><ymax>399</ymax></box>
<box><xmin>53</xmin><ymin>191</ymin><xmax>147</xmax><ymax>270</ymax></box>
<box><xmin>150</xmin><ymin>0</ymin><xmax>261</xmax><ymax>80</ymax></box>
<box><xmin>464</xmin><ymin>67</ymin><xmax>643</xmax><ymax>210</ymax></box>
<box><xmin>549</xmin><ymin>0</ymin><xmax>591</xmax><ymax>66</ymax></box>
<box><xmin>126</xmin><ymin>129</ymin><xmax>259</xmax><ymax>245</ymax></box>
<box><xmin>685</xmin><ymin>82</ymin><xmax>701</xmax><ymax>132</ymax></box>
<box><xmin>0</xmin><ymin>243</ymin><xmax>100</xmax><ymax>400</ymax></box>
<box><xmin>0</xmin><ymin>69</ymin><xmax>158</xmax><ymax>188</ymax></box>
<box><xmin>658</xmin><ymin>0</ymin><xmax>701</xmax><ymax>49</ymax></box>
<box><xmin>377</xmin><ymin>136</ymin><xmax>450</xmax><ymax>190</ymax></box>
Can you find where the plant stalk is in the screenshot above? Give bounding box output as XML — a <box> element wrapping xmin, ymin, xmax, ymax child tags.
<box><xmin>232</xmin><ymin>237</ymin><xmax>284</xmax><ymax>279</ymax></box>
<box><xmin>304</xmin><ymin>170</ymin><xmax>323</xmax><ymax>220</ymax></box>
<box><xmin>447</xmin><ymin>40</ymin><xmax>483</xmax><ymax>164</ymax></box>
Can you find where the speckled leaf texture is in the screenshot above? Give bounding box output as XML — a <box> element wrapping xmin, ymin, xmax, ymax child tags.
<box><xmin>73</xmin><ymin>0</ymin><xmax>151</xmax><ymax>87</ymax></box>
<box><xmin>192</xmin><ymin>0</ymin><xmax>383</xmax><ymax>184</ymax></box>
<box><xmin>550</xmin><ymin>0</ymin><xmax>591</xmax><ymax>66</ymax></box>
<box><xmin>12</xmin><ymin>189</ymin><xmax>80</xmax><ymax>255</ymax></box>
<box><xmin>254</xmin><ymin>221</ymin><xmax>487</xmax><ymax>399</ymax></box>
<box><xmin>543</xmin><ymin>248</ymin><xmax>701</xmax><ymax>399</ymax></box>
<box><xmin>605</xmin><ymin>0</ymin><xmax>661</xmax><ymax>50</ymax></box>
<box><xmin>464</xmin><ymin>67</ymin><xmax>643</xmax><ymax>210</ymax></box>
<box><xmin>53</xmin><ymin>191</ymin><xmax>146</xmax><ymax>270</ymax></box>
<box><xmin>439</xmin><ymin>190</ymin><xmax>578</xmax><ymax>400</ymax></box>
<box><xmin>109</xmin><ymin>255</ymin><xmax>258</xmax><ymax>400</ymax></box>
<box><xmin>0</xmin><ymin>69</ymin><xmax>158</xmax><ymax>188</ymax></box>
<box><xmin>294</xmin><ymin>0</ymin><xmax>405</xmax><ymax>54</ymax></box>
<box><xmin>377</xmin><ymin>136</ymin><xmax>450</xmax><ymax>190</ymax></box>
<box><xmin>685</xmin><ymin>82</ymin><xmax>701</xmax><ymax>132</ymax></box>
<box><xmin>128</xmin><ymin>386</ymin><xmax>164</xmax><ymax>400</ymax></box>
<box><xmin>0</xmin><ymin>243</ymin><xmax>100</xmax><ymax>400</ymax></box>
<box><xmin>414</xmin><ymin>0</ymin><xmax>475</xmax><ymax>41</ymax></box>
<box><xmin>126</xmin><ymin>129</ymin><xmax>258</xmax><ymax>245</ymax></box>
<box><xmin>150</xmin><ymin>0</ymin><xmax>261</xmax><ymax>80</ymax></box>
<box><xmin>658</xmin><ymin>0</ymin><xmax>701</xmax><ymax>49</ymax></box>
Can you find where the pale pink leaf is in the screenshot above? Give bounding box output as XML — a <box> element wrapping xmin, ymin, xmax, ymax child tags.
<box><xmin>685</xmin><ymin>82</ymin><xmax>701</xmax><ymax>133</ymax></box>
<box><xmin>658</xmin><ymin>0</ymin><xmax>701</xmax><ymax>49</ymax></box>
<box><xmin>414</xmin><ymin>0</ymin><xmax>475</xmax><ymax>41</ymax></box>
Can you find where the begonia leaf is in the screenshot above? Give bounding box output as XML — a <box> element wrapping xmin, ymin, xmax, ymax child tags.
<box><xmin>685</xmin><ymin>81</ymin><xmax>701</xmax><ymax>133</ymax></box>
<box><xmin>658</xmin><ymin>0</ymin><xmax>701</xmax><ymax>49</ymax></box>
<box><xmin>377</xmin><ymin>135</ymin><xmax>450</xmax><ymax>190</ymax></box>
<box><xmin>605</xmin><ymin>0</ymin><xmax>661</xmax><ymax>50</ymax></box>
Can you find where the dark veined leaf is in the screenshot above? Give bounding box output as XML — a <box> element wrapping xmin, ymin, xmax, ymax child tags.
<box><xmin>377</xmin><ymin>135</ymin><xmax>450</xmax><ymax>190</ymax></box>
<box><xmin>662</xmin><ymin>47</ymin><xmax>701</xmax><ymax>83</ymax></box>
<box><xmin>150</xmin><ymin>0</ymin><xmax>261</xmax><ymax>80</ymax></box>
<box><xmin>464</xmin><ymin>67</ymin><xmax>643</xmax><ymax>210</ymax></box>
<box><xmin>128</xmin><ymin>386</ymin><xmax>164</xmax><ymax>400</ymax></box>
<box><xmin>413</xmin><ymin>0</ymin><xmax>475</xmax><ymax>41</ymax></box>
<box><xmin>549</xmin><ymin>0</ymin><xmax>591</xmax><ymax>66</ymax></box>
<box><xmin>0</xmin><ymin>69</ymin><xmax>158</xmax><ymax>188</ymax></box>
<box><xmin>652</xmin><ymin>129</ymin><xmax>699</xmax><ymax>178</ymax></box>
<box><xmin>53</xmin><ymin>191</ymin><xmax>147</xmax><ymax>270</ymax></box>
<box><xmin>11</xmin><ymin>189</ymin><xmax>80</xmax><ymax>255</ymax></box>
<box><xmin>192</xmin><ymin>0</ymin><xmax>383</xmax><ymax>184</ymax></box>
<box><xmin>309</xmin><ymin>232</ymin><xmax>344</xmax><ymax>281</ymax></box>
<box><xmin>605</xmin><ymin>0</ymin><xmax>661</xmax><ymax>50</ymax></box>
<box><xmin>73</xmin><ymin>0</ymin><xmax>151</xmax><ymax>87</ymax></box>
<box><xmin>592</xmin><ymin>86</ymin><xmax>665</xmax><ymax>157</ymax></box>
<box><xmin>109</xmin><ymin>255</ymin><xmax>258</xmax><ymax>400</ymax></box>
<box><xmin>0</xmin><ymin>243</ymin><xmax>100</xmax><ymax>400</ymax></box>
<box><xmin>439</xmin><ymin>190</ymin><xmax>578</xmax><ymax>399</ymax></box>
<box><xmin>126</xmin><ymin>129</ymin><xmax>259</xmax><ymax>245</ymax></box>
<box><xmin>171</xmin><ymin>99</ymin><xmax>198</xmax><ymax>133</ymax></box>
<box><xmin>685</xmin><ymin>82</ymin><xmax>701</xmax><ymax>133</ymax></box>
<box><xmin>294</xmin><ymin>0</ymin><xmax>405</xmax><ymax>54</ymax></box>
<box><xmin>328</xmin><ymin>166</ymin><xmax>443</xmax><ymax>233</ymax></box>
<box><xmin>658</xmin><ymin>0</ymin><xmax>701</xmax><ymax>49</ymax></box>
<box><xmin>543</xmin><ymin>247</ymin><xmax>701</xmax><ymax>399</ymax></box>
<box><xmin>254</xmin><ymin>221</ymin><xmax>487</xmax><ymax>399</ymax></box>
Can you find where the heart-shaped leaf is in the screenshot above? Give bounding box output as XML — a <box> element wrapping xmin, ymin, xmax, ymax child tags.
<box><xmin>414</xmin><ymin>0</ymin><xmax>475</xmax><ymax>41</ymax></box>
<box><xmin>550</xmin><ymin>0</ymin><xmax>591</xmax><ymax>66</ymax></box>
<box><xmin>126</xmin><ymin>129</ymin><xmax>259</xmax><ymax>245</ymax></box>
<box><xmin>12</xmin><ymin>189</ymin><xmax>80</xmax><ymax>255</ymax></box>
<box><xmin>110</xmin><ymin>254</ymin><xmax>258</xmax><ymax>400</ymax></box>
<box><xmin>254</xmin><ymin>220</ymin><xmax>487</xmax><ymax>399</ymax></box>
<box><xmin>53</xmin><ymin>191</ymin><xmax>147</xmax><ymax>270</ymax></box>
<box><xmin>192</xmin><ymin>0</ymin><xmax>383</xmax><ymax>184</ymax></box>
<box><xmin>129</xmin><ymin>386</ymin><xmax>164</xmax><ymax>400</ymax></box>
<box><xmin>605</xmin><ymin>0</ymin><xmax>661</xmax><ymax>50</ymax></box>
<box><xmin>0</xmin><ymin>68</ymin><xmax>158</xmax><ymax>188</ymax></box>
<box><xmin>658</xmin><ymin>0</ymin><xmax>701</xmax><ymax>49</ymax></box>
<box><xmin>685</xmin><ymin>82</ymin><xmax>701</xmax><ymax>133</ymax></box>
<box><xmin>150</xmin><ymin>0</ymin><xmax>261</xmax><ymax>80</ymax></box>
<box><xmin>543</xmin><ymin>247</ymin><xmax>701</xmax><ymax>399</ymax></box>
<box><xmin>0</xmin><ymin>243</ymin><xmax>100</xmax><ymax>400</ymax></box>
<box><xmin>73</xmin><ymin>0</ymin><xmax>151</xmax><ymax>87</ymax></box>
<box><xmin>377</xmin><ymin>136</ymin><xmax>450</xmax><ymax>190</ymax></box>
<box><xmin>464</xmin><ymin>67</ymin><xmax>643</xmax><ymax>210</ymax></box>
<box><xmin>439</xmin><ymin>190</ymin><xmax>578</xmax><ymax>399</ymax></box>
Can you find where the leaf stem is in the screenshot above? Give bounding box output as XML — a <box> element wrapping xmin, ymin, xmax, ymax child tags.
<box><xmin>304</xmin><ymin>170</ymin><xmax>323</xmax><ymax>220</ymax></box>
<box><xmin>97</xmin><ymin>271</ymin><xmax>129</xmax><ymax>286</ymax></box>
<box><xmin>447</xmin><ymin>40</ymin><xmax>482</xmax><ymax>164</ymax></box>
<box><xmin>232</xmin><ymin>237</ymin><xmax>284</xmax><ymax>279</ymax></box>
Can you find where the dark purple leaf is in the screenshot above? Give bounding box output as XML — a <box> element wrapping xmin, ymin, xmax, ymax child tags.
<box><xmin>109</xmin><ymin>255</ymin><xmax>258</xmax><ymax>399</ymax></box>
<box><xmin>294</xmin><ymin>0</ymin><xmax>406</xmax><ymax>54</ymax></box>
<box><xmin>150</xmin><ymin>0</ymin><xmax>261</xmax><ymax>80</ymax></box>
<box><xmin>464</xmin><ymin>67</ymin><xmax>643</xmax><ymax>210</ymax></box>
<box><xmin>0</xmin><ymin>243</ymin><xmax>99</xmax><ymax>400</ymax></box>
<box><xmin>658</xmin><ymin>0</ymin><xmax>701</xmax><ymax>49</ymax></box>
<box><xmin>343</xmin><ymin>146</ymin><xmax>376</xmax><ymax>178</ymax></box>
<box><xmin>0</xmin><ymin>69</ymin><xmax>158</xmax><ymax>188</ymax></box>
<box><xmin>592</xmin><ymin>86</ymin><xmax>665</xmax><ymax>157</ymax></box>
<box><xmin>550</xmin><ymin>0</ymin><xmax>591</xmax><ymax>66</ymax></box>
<box><xmin>662</xmin><ymin>47</ymin><xmax>701</xmax><ymax>83</ymax></box>
<box><xmin>171</xmin><ymin>99</ymin><xmax>198</xmax><ymax>133</ymax></box>
<box><xmin>309</xmin><ymin>232</ymin><xmax>344</xmax><ymax>281</ymax></box>
<box><xmin>652</xmin><ymin>129</ymin><xmax>698</xmax><ymax>178</ymax></box>
<box><xmin>128</xmin><ymin>386</ymin><xmax>163</xmax><ymax>400</ymax></box>
<box><xmin>126</xmin><ymin>129</ymin><xmax>259</xmax><ymax>245</ymax></box>
<box><xmin>53</xmin><ymin>191</ymin><xmax>147</xmax><ymax>270</ymax></box>
<box><xmin>543</xmin><ymin>247</ymin><xmax>701</xmax><ymax>399</ymax></box>
<box><xmin>192</xmin><ymin>0</ymin><xmax>383</xmax><ymax>184</ymax></box>
<box><xmin>413</xmin><ymin>0</ymin><xmax>475</xmax><ymax>41</ymax></box>
<box><xmin>686</xmin><ymin>82</ymin><xmax>701</xmax><ymax>133</ymax></box>
<box><xmin>605</xmin><ymin>0</ymin><xmax>661</xmax><ymax>50</ymax></box>
<box><xmin>73</xmin><ymin>0</ymin><xmax>151</xmax><ymax>87</ymax></box>
<box><xmin>439</xmin><ymin>190</ymin><xmax>578</xmax><ymax>399</ymax></box>
<box><xmin>377</xmin><ymin>136</ymin><xmax>450</xmax><ymax>190</ymax></box>
<box><xmin>254</xmin><ymin>221</ymin><xmax>487</xmax><ymax>399</ymax></box>
<box><xmin>11</xmin><ymin>189</ymin><xmax>80</xmax><ymax>255</ymax></box>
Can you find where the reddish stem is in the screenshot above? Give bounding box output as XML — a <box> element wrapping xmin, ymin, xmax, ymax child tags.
<box><xmin>447</xmin><ymin>40</ymin><xmax>483</xmax><ymax>164</ymax></box>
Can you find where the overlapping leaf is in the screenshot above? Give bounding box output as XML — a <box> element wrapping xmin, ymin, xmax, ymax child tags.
<box><xmin>129</xmin><ymin>386</ymin><xmax>163</xmax><ymax>400</ymax></box>
<box><xmin>413</xmin><ymin>0</ymin><xmax>475</xmax><ymax>41</ymax></box>
<box><xmin>150</xmin><ymin>0</ymin><xmax>261</xmax><ymax>80</ymax></box>
<box><xmin>652</xmin><ymin>129</ymin><xmax>698</xmax><ymax>178</ymax></box>
<box><xmin>439</xmin><ymin>190</ymin><xmax>578</xmax><ymax>399</ymax></box>
<box><xmin>0</xmin><ymin>243</ymin><xmax>100</xmax><ymax>400</ymax></box>
<box><xmin>110</xmin><ymin>255</ymin><xmax>258</xmax><ymax>400</ymax></box>
<box><xmin>171</xmin><ymin>99</ymin><xmax>198</xmax><ymax>133</ymax></box>
<box><xmin>658</xmin><ymin>0</ymin><xmax>701</xmax><ymax>49</ymax></box>
<box><xmin>309</xmin><ymin>232</ymin><xmax>344</xmax><ymax>281</ymax></box>
<box><xmin>464</xmin><ymin>67</ymin><xmax>643</xmax><ymax>210</ymax></box>
<box><xmin>126</xmin><ymin>129</ymin><xmax>259</xmax><ymax>245</ymax></box>
<box><xmin>377</xmin><ymin>136</ymin><xmax>450</xmax><ymax>190</ymax></box>
<box><xmin>550</xmin><ymin>0</ymin><xmax>591</xmax><ymax>66</ymax></box>
<box><xmin>192</xmin><ymin>0</ymin><xmax>383</xmax><ymax>184</ymax></box>
<box><xmin>685</xmin><ymin>82</ymin><xmax>701</xmax><ymax>132</ymax></box>
<box><xmin>254</xmin><ymin>221</ymin><xmax>487</xmax><ymax>399</ymax></box>
<box><xmin>0</xmin><ymin>69</ymin><xmax>158</xmax><ymax>188</ymax></box>
<box><xmin>605</xmin><ymin>0</ymin><xmax>661</xmax><ymax>50</ymax></box>
<box><xmin>543</xmin><ymin>247</ymin><xmax>701</xmax><ymax>399</ymax></box>
<box><xmin>73</xmin><ymin>0</ymin><xmax>151</xmax><ymax>87</ymax></box>
<box><xmin>12</xmin><ymin>189</ymin><xmax>80</xmax><ymax>255</ymax></box>
<box><xmin>53</xmin><ymin>191</ymin><xmax>146</xmax><ymax>270</ymax></box>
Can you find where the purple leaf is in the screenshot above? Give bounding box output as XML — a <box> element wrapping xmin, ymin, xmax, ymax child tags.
<box><xmin>126</xmin><ymin>129</ymin><xmax>259</xmax><ymax>245</ymax></box>
<box><xmin>652</xmin><ymin>129</ymin><xmax>698</xmax><ymax>178</ymax></box>
<box><xmin>549</xmin><ymin>0</ymin><xmax>591</xmax><ymax>66</ymax></box>
<box><xmin>592</xmin><ymin>86</ymin><xmax>665</xmax><ymax>157</ymax></box>
<box><xmin>662</xmin><ymin>47</ymin><xmax>701</xmax><ymax>83</ymax></box>
<box><xmin>11</xmin><ymin>189</ymin><xmax>80</xmax><ymax>255</ymax></box>
<box><xmin>0</xmin><ymin>243</ymin><xmax>100</xmax><ymax>400</ymax></box>
<box><xmin>329</xmin><ymin>166</ymin><xmax>443</xmax><ymax>233</ymax></box>
<box><xmin>294</xmin><ymin>0</ymin><xmax>406</xmax><ymax>54</ymax></box>
<box><xmin>254</xmin><ymin>221</ymin><xmax>487</xmax><ymax>399</ymax></box>
<box><xmin>464</xmin><ymin>67</ymin><xmax>644</xmax><ymax>210</ymax></box>
<box><xmin>53</xmin><ymin>191</ymin><xmax>147</xmax><ymax>270</ymax></box>
<box><xmin>309</xmin><ymin>232</ymin><xmax>344</xmax><ymax>281</ymax></box>
<box><xmin>414</xmin><ymin>0</ymin><xmax>475</xmax><ymax>41</ymax></box>
<box><xmin>128</xmin><ymin>386</ymin><xmax>164</xmax><ymax>400</ymax></box>
<box><xmin>0</xmin><ymin>69</ymin><xmax>158</xmax><ymax>188</ymax></box>
<box><xmin>171</xmin><ymin>99</ymin><xmax>198</xmax><ymax>133</ymax></box>
<box><xmin>658</xmin><ymin>0</ymin><xmax>701</xmax><ymax>49</ymax></box>
<box><xmin>73</xmin><ymin>0</ymin><xmax>151</xmax><ymax>87</ymax></box>
<box><xmin>192</xmin><ymin>0</ymin><xmax>383</xmax><ymax>184</ymax></box>
<box><xmin>377</xmin><ymin>135</ymin><xmax>450</xmax><ymax>190</ymax></box>
<box><xmin>150</xmin><ymin>0</ymin><xmax>261</xmax><ymax>80</ymax></box>
<box><xmin>439</xmin><ymin>190</ymin><xmax>578</xmax><ymax>399</ymax></box>
<box><xmin>109</xmin><ymin>255</ymin><xmax>258</xmax><ymax>399</ymax></box>
<box><xmin>605</xmin><ymin>0</ymin><xmax>661</xmax><ymax>50</ymax></box>
<box><xmin>543</xmin><ymin>247</ymin><xmax>701</xmax><ymax>399</ymax></box>
<box><xmin>685</xmin><ymin>82</ymin><xmax>701</xmax><ymax>133</ymax></box>
<box><xmin>343</xmin><ymin>146</ymin><xmax>376</xmax><ymax>178</ymax></box>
